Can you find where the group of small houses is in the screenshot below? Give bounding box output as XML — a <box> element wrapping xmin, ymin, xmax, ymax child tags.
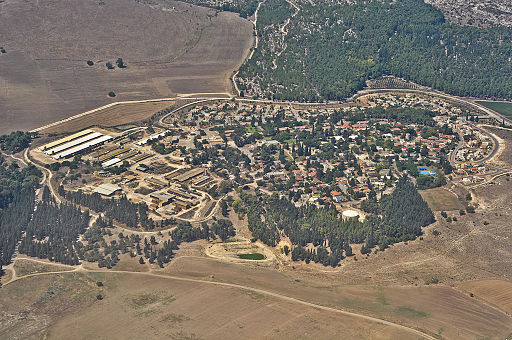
<box><xmin>187</xmin><ymin>102</ymin><xmax>460</xmax><ymax>203</ymax></box>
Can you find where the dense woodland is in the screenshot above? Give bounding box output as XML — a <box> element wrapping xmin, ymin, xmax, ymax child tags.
<box><xmin>240</xmin><ymin>176</ymin><xmax>434</xmax><ymax>266</ymax></box>
<box><xmin>61</xmin><ymin>189</ymin><xmax>173</xmax><ymax>231</ymax></box>
<box><xmin>0</xmin><ymin>156</ymin><xmax>42</xmax><ymax>278</ymax></box>
<box><xmin>237</xmin><ymin>0</ymin><xmax>512</xmax><ymax>101</ymax></box>
<box><xmin>0</xmin><ymin>131</ymin><xmax>36</xmax><ymax>154</ymax></box>
<box><xmin>18</xmin><ymin>186</ymin><xmax>90</xmax><ymax>265</ymax></box>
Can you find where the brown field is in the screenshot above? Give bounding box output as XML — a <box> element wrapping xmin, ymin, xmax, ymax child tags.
<box><xmin>161</xmin><ymin>254</ymin><xmax>512</xmax><ymax>339</ymax></box>
<box><xmin>460</xmin><ymin>280</ymin><xmax>512</xmax><ymax>315</ymax></box>
<box><xmin>0</xmin><ymin>0</ymin><xmax>253</xmax><ymax>133</ymax></box>
<box><xmin>0</xmin><ymin>272</ymin><xmax>416</xmax><ymax>340</ymax></box>
<box><xmin>420</xmin><ymin>187</ymin><xmax>464</xmax><ymax>211</ymax></box>
<box><xmin>41</xmin><ymin>100</ymin><xmax>175</xmax><ymax>134</ymax></box>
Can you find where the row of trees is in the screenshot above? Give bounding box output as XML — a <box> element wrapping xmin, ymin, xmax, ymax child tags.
<box><xmin>0</xmin><ymin>157</ymin><xmax>42</xmax><ymax>274</ymax></box>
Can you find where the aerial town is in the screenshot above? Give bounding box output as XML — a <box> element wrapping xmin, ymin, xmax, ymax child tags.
<box><xmin>28</xmin><ymin>94</ymin><xmax>498</xmax><ymax>230</ymax></box>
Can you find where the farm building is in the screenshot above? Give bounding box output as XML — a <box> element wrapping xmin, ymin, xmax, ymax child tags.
<box><xmin>52</xmin><ymin>135</ymin><xmax>113</xmax><ymax>160</ymax></box>
<box><xmin>135</xmin><ymin>131</ymin><xmax>170</xmax><ymax>146</ymax></box>
<box><xmin>93</xmin><ymin>183</ymin><xmax>122</xmax><ymax>196</ymax></box>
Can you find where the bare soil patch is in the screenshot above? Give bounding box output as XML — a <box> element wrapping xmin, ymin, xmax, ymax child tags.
<box><xmin>0</xmin><ymin>0</ymin><xmax>253</xmax><ymax>133</ymax></box>
<box><xmin>481</xmin><ymin>126</ymin><xmax>512</xmax><ymax>169</ymax></box>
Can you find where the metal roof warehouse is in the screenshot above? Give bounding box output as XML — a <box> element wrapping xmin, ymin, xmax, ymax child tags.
<box><xmin>93</xmin><ymin>183</ymin><xmax>122</xmax><ymax>196</ymax></box>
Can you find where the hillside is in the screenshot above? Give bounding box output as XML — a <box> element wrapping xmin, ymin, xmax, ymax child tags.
<box><xmin>425</xmin><ymin>0</ymin><xmax>512</xmax><ymax>28</ymax></box>
<box><xmin>236</xmin><ymin>0</ymin><xmax>512</xmax><ymax>102</ymax></box>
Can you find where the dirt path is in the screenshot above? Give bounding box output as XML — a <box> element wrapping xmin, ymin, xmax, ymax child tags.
<box><xmin>232</xmin><ymin>0</ymin><xmax>264</xmax><ymax>96</ymax></box>
<box><xmin>272</xmin><ymin>0</ymin><xmax>300</xmax><ymax>69</ymax></box>
<box><xmin>1</xmin><ymin>265</ymin><xmax>436</xmax><ymax>339</ymax></box>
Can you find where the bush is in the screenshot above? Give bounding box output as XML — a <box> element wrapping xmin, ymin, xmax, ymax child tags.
<box><xmin>108</xmin><ymin>91</ymin><xmax>116</xmax><ymax>97</ymax></box>
<box><xmin>441</xmin><ymin>211</ymin><xmax>447</xmax><ymax>218</ymax></box>
<box><xmin>96</xmin><ymin>294</ymin><xmax>103</xmax><ymax>300</ymax></box>
<box><xmin>466</xmin><ymin>206</ymin><xmax>475</xmax><ymax>213</ymax></box>
<box><xmin>106</xmin><ymin>61</ymin><xmax>114</xmax><ymax>70</ymax></box>
<box><xmin>87</xmin><ymin>60</ymin><xmax>94</xmax><ymax>66</ymax></box>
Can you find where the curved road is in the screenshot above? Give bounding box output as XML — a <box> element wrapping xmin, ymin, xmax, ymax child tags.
<box><xmin>2</xmin><ymin>263</ymin><xmax>436</xmax><ymax>340</ymax></box>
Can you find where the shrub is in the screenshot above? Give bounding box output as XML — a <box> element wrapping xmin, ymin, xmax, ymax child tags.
<box><xmin>87</xmin><ymin>60</ymin><xmax>94</xmax><ymax>66</ymax></box>
<box><xmin>108</xmin><ymin>91</ymin><xmax>116</xmax><ymax>97</ymax></box>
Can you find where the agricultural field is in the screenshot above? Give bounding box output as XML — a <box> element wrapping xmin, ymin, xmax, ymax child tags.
<box><xmin>40</xmin><ymin>100</ymin><xmax>176</xmax><ymax>134</ymax></box>
<box><xmin>160</xmin><ymin>254</ymin><xmax>512</xmax><ymax>339</ymax></box>
<box><xmin>476</xmin><ymin>101</ymin><xmax>512</xmax><ymax>120</ymax></box>
<box><xmin>0</xmin><ymin>0</ymin><xmax>253</xmax><ymax>133</ymax></box>
<box><xmin>460</xmin><ymin>280</ymin><xmax>512</xmax><ymax>314</ymax></box>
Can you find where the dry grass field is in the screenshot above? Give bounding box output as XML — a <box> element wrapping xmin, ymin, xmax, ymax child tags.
<box><xmin>460</xmin><ymin>280</ymin><xmax>512</xmax><ymax>315</ymax></box>
<box><xmin>40</xmin><ymin>100</ymin><xmax>175</xmax><ymax>134</ymax></box>
<box><xmin>0</xmin><ymin>272</ymin><xmax>416</xmax><ymax>340</ymax></box>
<box><xmin>13</xmin><ymin>259</ymin><xmax>74</xmax><ymax>278</ymax></box>
<box><xmin>161</xmin><ymin>254</ymin><xmax>512</xmax><ymax>339</ymax></box>
<box><xmin>0</xmin><ymin>0</ymin><xmax>253</xmax><ymax>133</ymax></box>
<box><xmin>420</xmin><ymin>187</ymin><xmax>464</xmax><ymax>211</ymax></box>
<box><xmin>481</xmin><ymin>126</ymin><xmax>512</xmax><ymax>168</ymax></box>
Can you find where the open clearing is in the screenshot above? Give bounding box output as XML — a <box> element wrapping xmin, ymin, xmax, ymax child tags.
<box><xmin>162</xmin><ymin>255</ymin><xmax>512</xmax><ymax>339</ymax></box>
<box><xmin>0</xmin><ymin>272</ymin><xmax>417</xmax><ymax>340</ymax></box>
<box><xmin>205</xmin><ymin>240</ymin><xmax>276</xmax><ymax>263</ymax></box>
<box><xmin>420</xmin><ymin>187</ymin><xmax>464</xmax><ymax>211</ymax></box>
<box><xmin>40</xmin><ymin>100</ymin><xmax>175</xmax><ymax>134</ymax></box>
<box><xmin>476</xmin><ymin>101</ymin><xmax>512</xmax><ymax>119</ymax></box>
<box><xmin>0</xmin><ymin>0</ymin><xmax>253</xmax><ymax>133</ymax></box>
<box><xmin>13</xmin><ymin>259</ymin><xmax>74</xmax><ymax>278</ymax></box>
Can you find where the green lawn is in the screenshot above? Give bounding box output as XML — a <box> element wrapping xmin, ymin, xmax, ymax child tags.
<box><xmin>476</xmin><ymin>101</ymin><xmax>512</xmax><ymax>119</ymax></box>
<box><xmin>237</xmin><ymin>253</ymin><xmax>265</xmax><ymax>260</ymax></box>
